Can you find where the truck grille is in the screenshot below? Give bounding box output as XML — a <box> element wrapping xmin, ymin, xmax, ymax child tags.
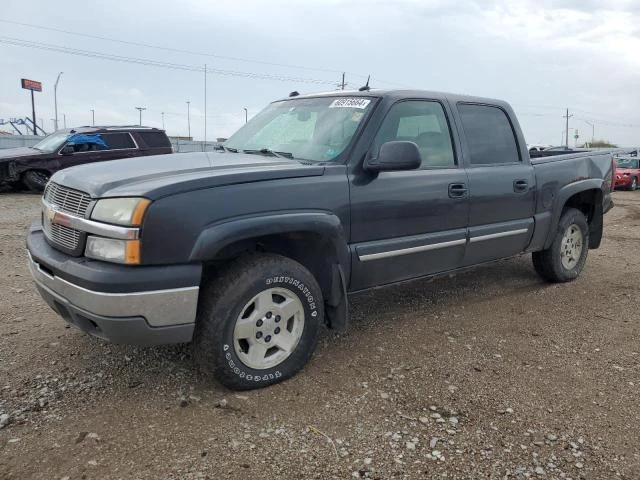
<box><xmin>43</xmin><ymin>182</ymin><xmax>92</xmax><ymax>217</ymax></box>
<box><xmin>42</xmin><ymin>219</ymin><xmax>82</xmax><ymax>251</ymax></box>
<box><xmin>42</xmin><ymin>183</ymin><xmax>92</xmax><ymax>253</ymax></box>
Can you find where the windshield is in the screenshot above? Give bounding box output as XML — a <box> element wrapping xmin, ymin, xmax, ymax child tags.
<box><xmin>616</xmin><ymin>158</ymin><xmax>639</xmax><ymax>169</ymax></box>
<box><xmin>225</xmin><ymin>96</ymin><xmax>375</xmax><ymax>162</ymax></box>
<box><xmin>32</xmin><ymin>132</ymin><xmax>70</xmax><ymax>153</ymax></box>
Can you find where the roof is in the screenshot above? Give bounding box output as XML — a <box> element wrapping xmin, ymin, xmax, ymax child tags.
<box><xmin>275</xmin><ymin>89</ymin><xmax>509</xmax><ymax>109</ymax></box>
<box><xmin>55</xmin><ymin>126</ymin><xmax>165</xmax><ymax>134</ymax></box>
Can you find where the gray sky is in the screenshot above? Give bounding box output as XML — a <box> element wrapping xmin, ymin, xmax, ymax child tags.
<box><xmin>1</xmin><ymin>0</ymin><xmax>639</xmax><ymax>146</ymax></box>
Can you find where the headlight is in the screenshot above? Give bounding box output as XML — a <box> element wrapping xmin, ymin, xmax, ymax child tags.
<box><xmin>85</xmin><ymin>236</ymin><xmax>141</xmax><ymax>264</ymax></box>
<box><xmin>91</xmin><ymin>197</ymin><xmax>151</xmax><ymax>226</ymax></box>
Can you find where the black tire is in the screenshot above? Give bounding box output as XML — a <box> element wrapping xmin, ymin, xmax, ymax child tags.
<box><xmin>630</xmin><ymin>177</ymin><xmax>638</xmax><ymax>191</ymax></box>
<box><xmin>193</xmin><ymin>253</ymin><xmax>323</xmax><ymax>390</ymax></box>
<box><xmin>532</xmin><ymin>208</ymin><xmax>589</xmax><ymax>283</ymax></box>
<box><xmin>22</xmin><ymin>170</ymin><xmax>50</xmax><ymax>192</ymax></box>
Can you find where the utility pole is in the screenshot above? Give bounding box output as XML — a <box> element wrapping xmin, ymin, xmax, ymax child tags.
<box><xmin>243</xmin><ymin>107</ymin><xmax>248</xmax><ymax>124</ymax></box>
<box><xmin>161</xmin><ymin>112</ymin><xmax>165</xmax><ymax>130</ymax></box>
<box><xmin>90</xmin><ymin>109</ymin><xmax>95</xmax><ymax>126</ymax></box>
<box><xmin>186</xmin><ymin>101</ymin><xmax>191</xmax><ymax>139</ymax></box>
<box><xmin>54</xmin><ymin>71</ymin><xmax>63</xmax><ymax>130</ymax></box>
<box><xmin>63</xmin><ymin>114</ymin><xmax>67</xmax><ymax>129</ymax></box>
<box><xmin>135</xmin><ymin>106</ymin><xmax>146</xmax><ymax>126</ymax></box>
<box><xmin>563</xmin><ymin>108</ymin><xmax>573</xmax><ymax>148</ymax></box>
<box><xmin>204</xmin><ymin>64</ymin><xmax>207</xmax><ymax>148</ymax></box>
<box><xmin>341</xmin><ymin>72</ymin><xmax>346</xmax><ymax>90</ymax></box>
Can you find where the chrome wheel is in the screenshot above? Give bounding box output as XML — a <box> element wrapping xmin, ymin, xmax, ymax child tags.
<box><xmin>233</xmin><ymin>288</ymin><xmax>305</xmax><ymax>370</ymax></box>
<box><xmin>560</xmin><ymin>223</ymin><xmax>583</xmax><ymax>270</ymax></box>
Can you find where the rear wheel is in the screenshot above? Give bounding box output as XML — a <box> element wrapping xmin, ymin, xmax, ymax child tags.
<box><xmin>22</xmin><ymin>170</ymin><xmax>50</xmax><ymax>192</ymax></box>
<box><xmin>532</xmin><ymin>208</ymin><xmax>589</xmax><ymax>283</ymax></box>
<box><xmin>193</xmin><ymin>253</ymin><xmax>323</xmax><ymax>390</ymax></box>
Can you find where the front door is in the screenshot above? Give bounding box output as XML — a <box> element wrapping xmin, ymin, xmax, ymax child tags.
<box><xmin>349</xmin><ymin>99</ymin><xmax>469</xmax><ymax>290</ymax></box>
<box><xmin>454</xmin><ymin>103</ymin><xmax>535</xmax><ymax>266</ymax></box>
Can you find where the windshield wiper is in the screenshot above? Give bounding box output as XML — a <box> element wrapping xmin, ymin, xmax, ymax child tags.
<box><xmin>214</xmin><ymin>145</ymin><xmax>238</xmax><ymax>153</ymax></box>
<box><xmin>243</xmin><ymin>148</ymin><xmax>293</xmax><ymax>159</ymax></box>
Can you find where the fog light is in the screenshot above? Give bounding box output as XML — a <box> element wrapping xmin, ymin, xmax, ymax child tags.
<box><xmin>85</xmin><ymin>236</ymin><xmax>140</xmax><ymax>264</ymax></box>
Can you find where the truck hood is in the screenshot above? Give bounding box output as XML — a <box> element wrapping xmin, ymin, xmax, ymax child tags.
<box><xmin>51</xmin><ymin>151</ymin><xmax>325</xmax><ymax>199</ymax></box>
<box><xmin>0</xmin><ymin>147</ymin><xmax>41</xmax><ymax>161</ymax></box>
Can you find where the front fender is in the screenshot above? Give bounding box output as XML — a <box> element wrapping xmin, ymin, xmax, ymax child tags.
<box><xmin>189</xmin><ymin>210</ymin><xmax>351</xmax><ymax>279</ymax></box>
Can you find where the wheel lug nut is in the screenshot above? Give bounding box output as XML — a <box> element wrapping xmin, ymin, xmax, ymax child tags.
<box><xmin>274</xmin><ymin>327</ymin><xmax>280</xmax><ymax>334</ymax></box>
<box><xmin>256</xmin><ymin>331</ymin><xmax>263</xmax><ymax>339</ymax></box>
<box><xmin>265</xmin><ymin>335</ymin><xmax>272</xmax><ymax>342</ymax></box>
<box><xmin>256</xmin><ymin>319</ymin><xmax>263</xmax><ymax>327</ymax></box>
<box><xmin>266</xmin><ymin>312</ymin><xmax>273</xmax><ymax>319</ymax></box>
<box><xmin>275</xmin><ymin>315</ymin><xmax>281</xmax><ymax>323</ymax></box>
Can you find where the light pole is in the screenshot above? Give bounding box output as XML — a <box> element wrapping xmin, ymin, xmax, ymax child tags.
<box><xmin>161</xmin><ymin>111</ymin><xmax>165</xmax><ymax>130</ymax></box>
<box><xmin>584</xmin><ymin>120</ymin><xmax>595</xmax><ymax>147</ymax></box>
<box><xmin>243</xmin><ymin>107</ymin><xmax>248</xmax><ymax>124</ymax></box>
<box><xmin>135</xmin><ymin>106</ymin><xmax>146</xmax><ymax>126</ymax></box>
<box><xmin>63</xmin><ymin>114</ymin><xmax>67</xmax><ymax>129</ymax></box>
<box><xmin>186</xmin><ymin>101</ymin><xmax>191</xmax><ymax>139</ymax></box>
<box><xmin>54</xmin><ymin>72</ymin><xmax>63</xmax><ymax>131</ymax></box>
<box><xmin>90</xmin><ymin>109</ymin><xmax>95</xmax><ymax>126</ymax></box>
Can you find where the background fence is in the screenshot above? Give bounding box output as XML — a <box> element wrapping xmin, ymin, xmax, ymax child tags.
<box><xmin>0</xmin><ymin>135</ymin><xmax>221</xmax><ymax>152</ymax></box>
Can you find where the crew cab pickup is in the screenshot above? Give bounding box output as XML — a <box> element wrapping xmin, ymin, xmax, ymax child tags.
<box><xmin>0</xmin><ymin>126</ymin><xmax>172</xmax><ymax>192</ymax></box>
<box><xmin>26</xmin><ymin>90</ymin><xmax>615</xmax><ymax>389</ymax></box>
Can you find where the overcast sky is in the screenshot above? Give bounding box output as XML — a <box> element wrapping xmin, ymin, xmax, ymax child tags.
<box><xmin>1</xmin><ymin>0</ymin><xmax>639</xmax><ymax>146</ymax></box>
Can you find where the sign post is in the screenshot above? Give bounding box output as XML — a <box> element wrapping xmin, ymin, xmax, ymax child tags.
<box><xmin>21</xmin><ymin>78</ymin><xmax>42</xmax><ymax>136</ymax></box>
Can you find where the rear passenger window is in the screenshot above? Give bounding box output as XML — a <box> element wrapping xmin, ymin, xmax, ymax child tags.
<box><xmin>102</xmin><ymin>133</ymin><xmax>136</xmax><ymax>150</ymax></box>
<box><xmin>458</xmin><ymin>104</ymin><xmax>520</xmax><ymax>165</ymax></box>
<box><xmin>138</xmin><ymin>131</ymin><xmax>171</xmax><ymax>148</ymax></box>
<box><xmin>373</xmin><ymin>100</ymin><xmax>456</xmax><ymax>168</ymax></box>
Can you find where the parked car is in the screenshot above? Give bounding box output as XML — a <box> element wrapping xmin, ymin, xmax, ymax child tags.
<box><xmin>614</xmin><ymin>156</ymin><xmax>640</xmax><ymax>190</ymax></box>
<box><xmin>528</xmin><ymin>145</ymin><xmax>591</xmax><ymax>158</ymax></box>
<box><xmin>27</xmin><ymin>89</ymin><xmax>615</xmax><ymax>389</ymax></box>
<box><xmin>0</xmin><ymin>126</ymin><xmax>173</xmax><ymax>192</ymax></box>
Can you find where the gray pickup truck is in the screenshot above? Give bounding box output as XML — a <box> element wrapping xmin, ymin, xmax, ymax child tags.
<box><xmin>26</xmin><ymin>89</ymin><xmax>615</xmax><ymax>389</ymax></box>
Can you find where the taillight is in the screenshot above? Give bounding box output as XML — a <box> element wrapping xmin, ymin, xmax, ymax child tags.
<box><xmin>611</xmin><ymin>157</ymin><xmax>616</xmax><ymax>192</ymax></box>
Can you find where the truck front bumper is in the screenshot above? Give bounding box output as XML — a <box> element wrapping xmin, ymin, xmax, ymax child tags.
<box><xmin>27</xmin><ymin>226</ymin><xmax>201</xmax><ymax>346</ymax></box>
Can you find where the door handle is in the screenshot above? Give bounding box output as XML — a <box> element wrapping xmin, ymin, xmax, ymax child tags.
<box><xmin>448</xmin><ymin>183</ymin><xmax>468</xmax><ymax>198</ymax></box>
<box><xmin>513</xmin><ymin>179</ymin><xmax>528</xmax><ymax>192</ymax></box>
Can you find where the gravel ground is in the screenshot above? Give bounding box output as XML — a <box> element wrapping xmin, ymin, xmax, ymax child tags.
<box><xmin>0</xmin><ymin>191</ymin><xmax>639</xmax><ymax>480</ymax></box>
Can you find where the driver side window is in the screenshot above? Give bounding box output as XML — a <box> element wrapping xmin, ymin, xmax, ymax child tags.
<box><xmin>373</xmin><ymin>100</ymin><xmax>456</xmax><ymax>169</ymax></box>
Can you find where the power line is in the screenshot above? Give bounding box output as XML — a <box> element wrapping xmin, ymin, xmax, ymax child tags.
<box><xmin>0</xmin><ymin>18</ymin><xmax>410</xmax><ymax>88</ymax></box>
<box><xmin>0</xmin><ymin>36</ymin><xmax>337</xmax><ymax>85</ymax></box>
<box><xmin>0</xmin><ymin>18</ymin><xmax>345</xmax><ymax>75</ymax></box>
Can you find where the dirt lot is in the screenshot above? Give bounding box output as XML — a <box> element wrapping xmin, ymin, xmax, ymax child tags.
<box><xmin>0</xmin><ymin>191</ymin><xmax>639</xmax><ymax>480</ymax></box>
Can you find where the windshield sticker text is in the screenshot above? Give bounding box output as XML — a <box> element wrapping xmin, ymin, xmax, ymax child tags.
<box><xmin>329</xmin><ymin>98</ymin><xmax>371</xmax><ymax>109</ymax></box>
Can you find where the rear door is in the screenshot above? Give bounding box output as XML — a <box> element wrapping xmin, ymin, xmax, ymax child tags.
<box><xmin>454</xmin><ymin>103</ymin><xmax>535</xmax><ymax>265</ymax></box>
<box><xmin>349</xmin><ymin>99</ymin><xmax>469</xmax><ymax>290</ymax></box>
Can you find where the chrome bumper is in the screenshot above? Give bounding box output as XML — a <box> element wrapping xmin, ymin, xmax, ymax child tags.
<box><xmin>28</xmin><ymin>252</ymin><xmax>199</xmax><ymax>328</ymax></box>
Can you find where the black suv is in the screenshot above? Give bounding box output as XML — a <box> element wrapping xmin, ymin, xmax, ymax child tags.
<box><xmin>0</xmin><ymin>126</ymin><xmax>173</xmax><ymax>191</ymax></box>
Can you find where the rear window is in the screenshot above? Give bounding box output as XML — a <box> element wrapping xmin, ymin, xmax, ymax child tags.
<box><xmin>102</xmin><ymin>133</ymin><xmax>136</xmax><ymax>150</ymax></box>
<box><xmin>458</xmin><ymin>104</ymin><xmax>520</xmax><ymax>165</ymax></box>
<box><xmin>138</xmin><ymin>131</ymin><xmax>171</xmax><ymax>148</ymax></box>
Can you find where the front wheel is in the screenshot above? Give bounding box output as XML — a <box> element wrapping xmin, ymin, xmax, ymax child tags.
<box><xmin>193</xmin><ymin>254</ymin><xmax>323</xmax><ymax>390</ymax></box>
<box><xmin>532</xmin><ymin>208</ymin><xmax>589</xmax><ymax>283</ymax></box>
<box><xmin>22</xmin><ymin>170</ymin><xmax>50</xmax><ymax>192</ymax></box>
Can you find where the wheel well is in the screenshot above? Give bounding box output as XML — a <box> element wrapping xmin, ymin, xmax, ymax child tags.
<box><xmin>563</xmin><ymin>189</ymin><xmax>601</xmax><ymax>224</ymax></box>
<box><xmin>204</xmin><ymin>232</ymin><xmax>341</xmax><ymax>313</ymax></box>
<box><xmin>562</xmin><ymin>188</ymin><xmax>603</xmax><ymax>248</ymax></box>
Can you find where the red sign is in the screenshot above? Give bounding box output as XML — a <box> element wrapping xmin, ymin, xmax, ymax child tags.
<box><xmin>21</xmin><ymin>78</ymin><xmax>42</xmax><ymax>92</ymax></box>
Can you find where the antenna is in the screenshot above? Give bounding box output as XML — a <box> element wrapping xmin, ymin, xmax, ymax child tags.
<box><xmin>289</xmin><ymin>91</ymin><xmax>300</xmax><ymax>97</ymax></box>
<box><xmin>358</xmin><ymin>75</ymin><xmax>371</xmax><ymax>92</ymax></box>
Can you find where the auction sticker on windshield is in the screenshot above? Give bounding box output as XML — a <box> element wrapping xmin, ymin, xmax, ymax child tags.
<box><xmin>329</xmin><ymin>98</ymin><xmax>371</xmax><ymax>109</ymax></box>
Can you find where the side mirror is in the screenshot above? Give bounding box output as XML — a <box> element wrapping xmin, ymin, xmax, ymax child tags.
<box><xmin>60</xmin><ymin>145</ymin><xmax>74</xmax><ymax>155</ymax></box>
<box><xmin>364</xmin><ymin>141</ymin><xmax>422</xmax><ymax>172</ymax></box>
